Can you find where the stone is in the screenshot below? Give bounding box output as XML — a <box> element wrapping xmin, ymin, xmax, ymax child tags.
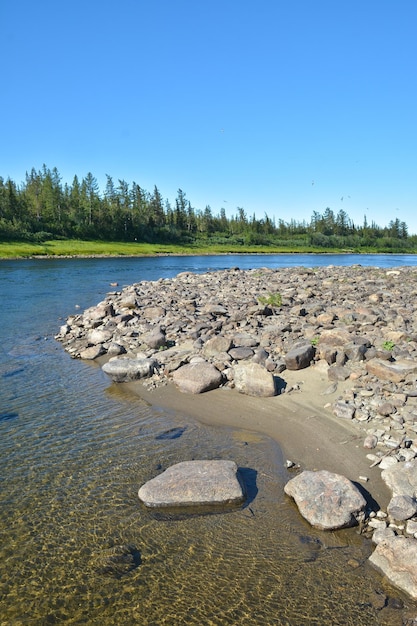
<box><xmin>106</xmin><ymin>342</ymin><xmax>127</xmax><ymax>356</ymax></box>
<box><xmin>406</xmin><ymin>519</ymin><xmax>417</xmax><ymax>535</ymax></box>
<box><xmin>102</xmin><ymin>357</ymin><xmax>157</xmax><ymax>382</ymax></box>
<box><xmin>381</xmin><ymin>459</ymin><xmax>417</xmax><ymax>498</ymax></box>
<box><xmin>228</xmin><ymin>346</ymin><xmax>254</xmax><ymax>360</ymax></box>
<box><xmin>366</xmin><ymin>358</ymin><xmax>417</xmax><ymax>383</ymax></box>
<box><xmin>87</xmin><ymin>328</ymin><xmax>114</xmax><ymax>345</ymax></box>
<box><xmin>142</xmin><ymin>327</ymin><xmax>166</xmax><ymax>350</ymax></box>
<box><xmin>203</xmin><ymin>335</ymin><xmax>232</xmax><ymax>357</ymax></box>
<box><xmin>377</xmin><ymin>402</ymin><xmax>396</xmax><ymax>416</ymax></box>
<box><xmin>172</xmin><ymin>361</ymin><xmax>223</xmax><ymax>394</ymax></box>
<box><xmin>332</xmin><ymin>401</ymin><xmax>355</xmax><ymax>420</ymax></box>
<box><xmin>233</xmin><ymin>362</ymin><xmax>277</xmax><ymax>397</ymax></box>
<box><xmin>79</xmin><ymin>344</ymin><xmax>106</xmax><ymax>360</ymax></box>
<box><xmin>328</xmin><ymin>365</ymin><xmax>350</xmax><ymax>381</ymax></box>
<box><xmin>85</xmin><ymin>303</ymin><xmax>114</xmax><ymax>321</ymax></box>
<box><xmin>285</xmin><ymin>343</ymin><xmax>315</xmax><ymax>370</ymax></box>
<box><xmin>138</xmin><ymin>460</ymin><xmax>245</xmax><ymax>508</ymax></box>
<box><xmin>363</xmin><ymin>434</ymin><xmax>378</xmax><ymax>449</ymax></box>
<box><xmin>379</xmin><ymin>456</ymin><xmax>398</xmax><ymax>470</ymax></box>
<box><xmin>284</xmin><ymin>470</ymin><xmax>366</xmax><ymax>530</ymax></box>
<box><xmin>372</xmin><ymin>528</ymin><xmax>396</xmax><ymax>544</ymax></box>
<box><xmin>369</xmin><ymin>536</ymin><xmax>417</xmax><ymax>600</ymax></box>
<box><xmin>319</xmin><ymin>328</ymin><xmax>351</xmax><ymax>346</ymax></box>
<box><xmin>142</xmin><ymin>306</ymin><xmax>166</xmax><ymax>320</ymax></box>
<box><xmin>387</xmin><ymin>495</ymin><xmax>417</xmax><ymax>521</ymax></box>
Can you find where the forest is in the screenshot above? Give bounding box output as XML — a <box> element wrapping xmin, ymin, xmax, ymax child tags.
<box><xmin>0</xmin><ymin>165</ymin><xmax>415</xmax><ymax>252</ymax></box>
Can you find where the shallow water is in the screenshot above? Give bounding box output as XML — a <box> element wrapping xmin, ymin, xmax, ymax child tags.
<box><xmin>1</xmin><ymin>254</ymin><xmax>417</xmax><ymax>624</ymax></box>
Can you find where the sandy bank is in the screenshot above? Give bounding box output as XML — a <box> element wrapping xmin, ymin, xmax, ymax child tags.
<box><xmin>124</xmin><ymin>362</ymin><xmax>391</xmax><ymax>509</ymax></box>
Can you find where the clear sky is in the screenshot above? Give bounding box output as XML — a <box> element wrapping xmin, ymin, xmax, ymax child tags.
<box><xmin>2</xmin><ymin>1</ymin><xmax>416</xmax><ymax>233</ymax></box>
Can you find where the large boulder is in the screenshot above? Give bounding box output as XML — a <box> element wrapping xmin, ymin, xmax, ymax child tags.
<box><xmin>233</xmin><ymin>362</ymin><xmax>277</xmax><ymax>397</ymax></box>
<box><xmin>102</xmin><ymin>357</ymin><xmax>157</xmax><ymax>382</ymax></box>
<box><xmin>138</xmin><ymin>460</ymin><xmax>246</xmax><ymax>508</ymax></box>
<box><xmin>366</xmin><ymin>358</ymin><xmax>417</xmax><ymax>383</ymax></box>
<box><xmin>369</xmin><ymin>536</ymin><xmax>417</xmax><ymax>600</ymax></box>
<box><xmin>284</xmin><ymin>470</ymin><xmax>366</xmax><ymax>530</ymax></box>
<box><xmin>172</xmin><ymin>361</ymin><xmax>223</xmax><ymax>394</ymax></box>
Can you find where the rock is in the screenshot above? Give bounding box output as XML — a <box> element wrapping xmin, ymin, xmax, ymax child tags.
<box><xmin>84</xmin><ymin>303</ymin><xmax>114</xmax><ymax>322</ymax></box>
<box><xmin>233</xmin><ymin>362</ymin><xmax>277</xmax><ymax>397</ymax></box>
<box><xmin>203</xmin><ymin>335</ymin><xmax>232</xmax><ymax>357</ymax></box>
<box><xmin>97</xmin><ymin>544</ymin><xmax>141</xmax><ymax>578</ymax></box>
<box><xmin>285</xmin><ymin>343</ymin><xmax>315</xmax><ymax>370</ymax></box>
<box><xmin>387</xmin><ymin>495</ymin><xmax>417</xmax><ymax>521</ymax></box>
<box><xmin>369</xmin><ymin>536</ymin><xmax>417</xmax><ymax>600</ymax></box>
<box><xmin>232</xmin><ymin>333</ymin><xmax>258</xmax><ymax>347</ymax></box>
<box><xmin>344</xmin><ymin>341</ymin><xmax>367</xmax><ymax>361</ymax></box>
<box><xmin>379</xmin><ymin>456</ymin><xmax>399</xmax><ymax>470</ymax></box>
<box><xmin>406</xmin><ymin>519</ymin><xmax>417</xmax><ymax>536</ymax></box>
<box><xmin>372</xmin><ymin>527</ymin><xmax>396</xmax><ymax>544</ymax></box>
<box><xmin>332</xmin><ymin>401</ymin><xmax>355</xmax><ymax>420</ymax></box>
<box><xmin>172</xmin><ymin>361</ymin><xmax>223</xmax><ymax>394</ymax></box>
<box><xmin>381</xmin><ymin>459</ymin><xmax>417</xmax><ymax>498</ymax></box>
<box><xmin>377</xmin><ymin>402</ymin><xmax>396</xmax><ymax>416</ymax></box>
<box><xmin>138</xmin><ymin>460</ymin><xmax>246</xmax><ymax>508</ymax></box>
<box><xmin>142</xmin><ymin>306</ymin><xmax>166</xmax><ymax>320</ymax></box>
<box><xmin>142</xmin><ymin>327</ymin><xmax>166</xmax><ymax>350</ymax></box>
<box><xmin>284</xmin><ymin>470</ymin><xmax>366</xmax><ymax>530</ymax></box>
<box><xmin>319</xmin><ymin>328</ymin><xmax>351</xmax><ymax>346</ymax></box>
<box><xmin>102</xmin><ymin>357</ymin><xmax>157</xmax><ymax>382</ymax></box>
<box><xmin>87</xmin><ymin>328</ymin><xmax>114</xmax><ymax>345</ymax></box>
<box><xmin>317</xmin><ymin>345</ymin><xmax>338</xmax><ymax>365</ymax></box>
<box><xmin>79</xmin><ymin>344</ymin><xmax>106</xmax><ymax>360</ymax></box>
<box><xmin>106</xmin><ymin>342</ymin><xmax>127</xmax><ymax>356</ymax></box>
<box><xmin>363</xmin><ymin>434</ymin><xmax>378</xmax><ymax>449</ymax></box>
<box><xmin>328</xmin><ymin>365</ymin><xmax>350</xmax><ymax>381</ymax></box>
<box><xmin>228</xmin><ymin>346</ymin><xmax>254</xmax><ymax>360</ymax></box>
<box><xmin>366</xmin><ymin>358</ymin><xmax>417</xmax><ymax>383</ymax></box>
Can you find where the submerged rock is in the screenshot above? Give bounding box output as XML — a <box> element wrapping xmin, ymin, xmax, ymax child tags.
<box><xmin>369</xmin><ymin>536</ymin><xmax>417</xmax><ymax>600</ymax></box>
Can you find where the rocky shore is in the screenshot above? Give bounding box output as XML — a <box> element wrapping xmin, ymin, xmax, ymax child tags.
<box><xmin>56</xmin><ymin>264</ymin><xmax>417</xmax><ymax>603</ymax></box>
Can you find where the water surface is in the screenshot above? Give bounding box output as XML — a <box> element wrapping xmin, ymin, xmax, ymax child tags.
<box><xmin>1</xmin><ymin>254</ymin><xmax>416</xmax><ymax>624</ymax></box>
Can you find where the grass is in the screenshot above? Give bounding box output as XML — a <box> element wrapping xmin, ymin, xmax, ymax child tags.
<box><xmin>382</xmin><ymin>340</ymin><xmax>395</xmax><ymax>351</ymax></box>
<box><xmin>2</xmin><ymin>238</ymin><xmax>416</xmax><ymax>259</ymax></box>
<box><xmin>0</xmin><ymin>239</ymin><xmax>352</xmax><ymax>259</ymax></box>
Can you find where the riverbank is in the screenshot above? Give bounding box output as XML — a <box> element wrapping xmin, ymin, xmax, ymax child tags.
<box><xmin>56</xmin><ymin>263</ymin><xmax>417</xmax><ymax>515</ymax></box>
<box><xmin>2</xmin><ymin>238</ymin><xmax>416</xmax><ymax>259</ymax></box>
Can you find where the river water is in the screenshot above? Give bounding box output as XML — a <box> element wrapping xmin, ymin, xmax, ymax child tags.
<box><xmin>1</xmin><ymin>253</ymin><xmax>417</xmax><ymax>625</ymax></box>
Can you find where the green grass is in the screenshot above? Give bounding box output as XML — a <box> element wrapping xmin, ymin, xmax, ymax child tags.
<box><xmin>2</xmin><ymin>238</ymin><xmax>415</xmax><ymax>259</ymax></box>
<box><xmin>0</xmin><ymin>239</ymin><xmax>352</xmax><ymax>259</ymax></box>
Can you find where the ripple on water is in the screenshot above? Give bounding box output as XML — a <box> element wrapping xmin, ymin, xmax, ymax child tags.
<box><xmin>1</xmin><ymin>392</ymin><xmax>410</xmax><ymax>626</ymax></box>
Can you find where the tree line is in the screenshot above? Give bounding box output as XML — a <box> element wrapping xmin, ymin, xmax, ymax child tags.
<box><xmin>0</xmin><ymin>165</ymin><xmax>414</xmax><ymax>251</ymax></box>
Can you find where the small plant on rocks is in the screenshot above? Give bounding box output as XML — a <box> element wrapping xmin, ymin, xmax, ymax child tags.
<box><xmin>258</xmin><ymin>292</ymin><xmax>282</xmax><ymax>313</ymax></box>
<box><xmin>382</xmin><ymin>340</ymin><xmax>395</xmax><ymax>351</ymax></box>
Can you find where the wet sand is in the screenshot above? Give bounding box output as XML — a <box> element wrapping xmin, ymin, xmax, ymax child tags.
<box><xmin>124</xmin><ymin>362</ymin><xmax>391</xmax><ymax>510</ymax></box>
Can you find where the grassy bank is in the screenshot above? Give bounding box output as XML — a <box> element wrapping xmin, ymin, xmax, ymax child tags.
<box><xmin>0</xmin><ymin>239</ymin><xmax>416</xmax><ymax>259</ymax></box>
<box><xmin>0</xmin><ymin>239</ymin><xmax>349</xmax><ymax>259</ymax></box>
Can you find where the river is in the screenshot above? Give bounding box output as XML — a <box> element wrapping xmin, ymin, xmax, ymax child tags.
<box><xmin>1</xmin><ymin>253</ymin><xmax>417</xmax><ymax>625</ymax></box>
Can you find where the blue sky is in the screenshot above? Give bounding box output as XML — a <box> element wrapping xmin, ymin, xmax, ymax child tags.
<box><xmin>2</xmin><ymin>1</ymin><xmax>417</xmax><ymax>233</ymax></box>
